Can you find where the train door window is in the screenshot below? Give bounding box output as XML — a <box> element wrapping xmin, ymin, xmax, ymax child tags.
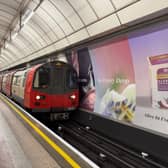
<box><xmin>16</xmin><ymin>76</ymin><xmax>21</xmax><ymax>86</ymax></box>
<box><xmin>22</xmin><ymin>72</ymin><xmax>27</xmax><ymax>87</ymax></box>
<box><xmin>3</xmin><ymin>76</ymin><xmax>7</xmax><ymax>85</ymax></box>
<box><xmin>13</xmin><ymin>76</ymin><xmax>16</xmax><ymax>85</ymax></box>
<box><xmin>13</xmin><ymin>76</ymin><xmax>17</xmax><ymax>85</ymax></box>
<box><xmin>66</xmin><ymin>70</ymin><xmax>78</xmax><ymax>89</ymax></box>
<box><xmin>33</xmin><ymin>67</ymin><xmax>50</xmax><ymax>88</ymax></box>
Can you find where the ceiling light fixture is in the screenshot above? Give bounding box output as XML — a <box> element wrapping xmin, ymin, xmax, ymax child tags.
<box><xmin>21</xmin><ymin>9</ymin><xmax>34</xmax><ymax>26</ymax></box>
<box><xmin>11</xmin><ymin>32</ymin><xmax>18</xmax><ymax>40</ymax></box>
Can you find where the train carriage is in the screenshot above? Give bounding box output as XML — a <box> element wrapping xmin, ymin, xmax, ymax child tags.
<box><xmin>9</xmin><ymin>61</ymin><xmax>79</xmax><ymax>119</ymax></box>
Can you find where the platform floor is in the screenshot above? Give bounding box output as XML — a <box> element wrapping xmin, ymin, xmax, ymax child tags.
<box><xmin>0</xmin><ymin>99</ymin><xmax>61</xmax><ymax>168</ymax></box>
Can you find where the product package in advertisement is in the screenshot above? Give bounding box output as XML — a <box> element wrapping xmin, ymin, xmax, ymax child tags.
<box><xmin>148</xmin><ymin>54</ymin><xmax>168</xmax><ymax>109</ymax></box>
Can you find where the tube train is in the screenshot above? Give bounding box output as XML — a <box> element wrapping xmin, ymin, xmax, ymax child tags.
<box><xmin>0</xmin><ymin>61</ymin><xmax>79</xmax><ymax>120</ymax></box>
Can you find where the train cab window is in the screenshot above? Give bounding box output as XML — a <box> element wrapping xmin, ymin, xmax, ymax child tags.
<box><xmin>33</xmin><ymin>67</ymin><xmax>50</xmax><ymax>88</ymax></box>
<box><xmin>67</xmin><ymin>70</ymin><xmax>78</xmax><ymax>89</ymax></box>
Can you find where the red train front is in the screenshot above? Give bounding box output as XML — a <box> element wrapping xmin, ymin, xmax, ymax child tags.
<box><xmin>10</xmin><ymin>61</ymin><xmax>79</xmax><ymax>120</ymax></box>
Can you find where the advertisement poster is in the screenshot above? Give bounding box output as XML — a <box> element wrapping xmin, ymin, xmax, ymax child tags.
<box><xmin>70</xmin><ymin>21</ymin><xmax>168</xmax><ymax>135</ymax></box>
<box><xmin>89</xmin><ymin>38</ymin><xmax>136</xmax><ymax>122</ymax></box>
<box><xmin>128</xmin><ymin>22</ymin><xmax>168</xmax><ymax>134</ymax></box>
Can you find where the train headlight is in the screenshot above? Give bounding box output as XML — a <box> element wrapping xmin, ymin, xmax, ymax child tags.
<box><xmin>70</xmin><ymin>94</ymin><xmax>76</xmax><ymax>99</ymax></box>
<box><xmin>36</xmin><ymin>95</ymin><xmax>41</xmax><ymax>100</ymax></box>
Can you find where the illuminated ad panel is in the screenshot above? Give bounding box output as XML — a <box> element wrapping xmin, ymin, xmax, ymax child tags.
<box><xmin>71</xmin><ymin>21</ymin><xmax>168</xmax><ymax>135</ymax></box>
<box><xmin>128</xmin><ymin>22</ymin><xmax>168</xmax><ymax>134</ymax></box>
<box><xmin>89</xmin><ymin>38</ymin><xmax>136</xmax><ymax>123</ymax></box>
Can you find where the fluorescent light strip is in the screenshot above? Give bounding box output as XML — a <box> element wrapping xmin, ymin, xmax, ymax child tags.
<box><xmin>11</xmin><ymin>32</ymin><xmax>18</xmax><ymax>40</ymax></box>
<box><xmin>22</xmin><ymin>11</ymin><xmax>34</xmax><ymax>25</ymax></box>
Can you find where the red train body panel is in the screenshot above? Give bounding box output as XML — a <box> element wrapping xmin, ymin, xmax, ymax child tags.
<box><xmin>24</xmin><ymin>90</ymin><xmax>79</xmax><ymax>111</ymax></box>
<box><xmin>24</xmin><ymin>64</ymin><xmax>41</xmax><ymax>108</ymax></box>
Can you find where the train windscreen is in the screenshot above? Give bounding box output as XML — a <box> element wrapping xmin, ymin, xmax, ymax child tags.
<box><xmin>33</xmin><ymin>67</ymin><xmax>50</xmax><ymax>88</ymax></box>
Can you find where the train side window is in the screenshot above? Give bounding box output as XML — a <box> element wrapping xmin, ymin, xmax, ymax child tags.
<box><xmin>33</xmin><ymin>67</ymin><xmax>50</xmax><ymax>88</ymax></box>
<box><xmin>67</xmin><ymin>70</ymin><xmax>78</xmax><ymax>89</ymax></box>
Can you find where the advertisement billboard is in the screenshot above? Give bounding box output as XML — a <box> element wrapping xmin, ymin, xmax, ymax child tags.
<box><xmin>70</xmin><ymin>21</ymin><xmax>168</xmax><ymax>135</ymax></box>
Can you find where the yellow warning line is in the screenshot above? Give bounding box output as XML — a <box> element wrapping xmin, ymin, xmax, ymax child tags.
<box><xmin>0</xmin><ymin>95</ymin><xmax>81</xmax><ymax>168</ymax></box>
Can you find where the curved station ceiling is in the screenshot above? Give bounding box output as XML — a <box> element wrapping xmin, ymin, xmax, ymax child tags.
<box><xmin>0</xmin><ymin>0</ymin><xmax>168</xmax><ymax>70</ymax></box>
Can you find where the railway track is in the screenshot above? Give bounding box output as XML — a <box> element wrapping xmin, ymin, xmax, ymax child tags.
<box><xmin>41</xmin><ymin>120</ymin><xmax>167</xmax><ymax>168</ymax></box>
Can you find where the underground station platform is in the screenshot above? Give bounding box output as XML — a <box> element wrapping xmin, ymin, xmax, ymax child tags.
<box><xmin>0</xmin><ymin>94</ymin><xmax>99</xmax><ymax>168</ymax></box>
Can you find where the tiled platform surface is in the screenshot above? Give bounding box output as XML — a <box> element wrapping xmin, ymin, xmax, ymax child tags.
<box><xmin>0</xmin><ymin>99</ymin><xmax>61</xmax><ymax>168</ymax></box>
